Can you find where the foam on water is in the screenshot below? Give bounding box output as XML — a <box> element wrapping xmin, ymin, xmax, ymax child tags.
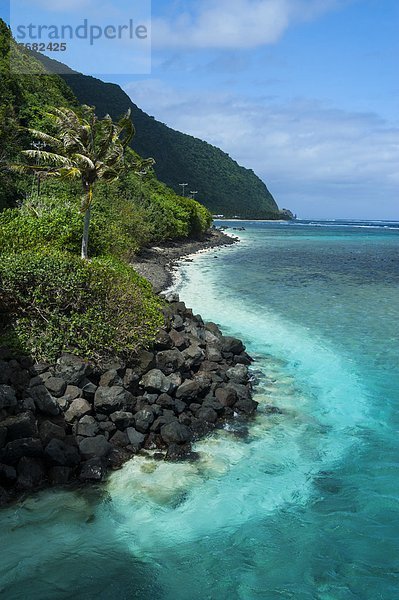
<box><xmin>105</xmin><ymin>243</ymin><xmax>371</xmax><ymax>556</ymax></box>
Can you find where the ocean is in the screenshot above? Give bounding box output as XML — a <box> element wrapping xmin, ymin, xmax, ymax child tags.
<box><xmin>1</xmin><ymin>219</ymin><xmax>398</xmax><ymax>599</ymax></box>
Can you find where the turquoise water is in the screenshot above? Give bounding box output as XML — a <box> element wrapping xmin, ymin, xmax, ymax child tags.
<box><xmin>1</xmin><ymin>220</ymin><xmax>399</xmax><ymax>599</ymax></box>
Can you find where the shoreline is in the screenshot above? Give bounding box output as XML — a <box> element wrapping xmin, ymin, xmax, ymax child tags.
<box><xmin>131</xmin><ymin>228</ymin><xmax>238</xmax><ymax>294</ymax></box>
<box><xmin>0</xmin><ymin>229</ymin><xmax>258</xmax><ymax>507</ymax></box>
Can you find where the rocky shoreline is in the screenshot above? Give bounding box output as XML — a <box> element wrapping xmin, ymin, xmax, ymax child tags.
<box><xmin>0</xmin><ymin>229</ymin><xmax>257</xmax><ymax>507</ymax></box>
<box><xmin>131</xmin><ymin>228</ymin><xmax>238</xmax><ymax>293</ymax></box>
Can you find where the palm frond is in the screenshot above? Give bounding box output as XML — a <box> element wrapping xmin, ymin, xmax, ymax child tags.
<box><xmin>71</xmin><ymin>153</ymin><xmax>95</xmax><ymax>170</ymax></box>
<box><xmin>22</xmin><ymin>149</ymin><xmax>72</xmax><ymax>167</ymax></box>
<box><xmin>27</xmin><ymin>129</ymin><xmax>63</xmax><ymax>150</ymax></box>
<box><xmin>118</xmin><ymin>109</ymin><xmax>135</xmax><ymax>147</ymax></box>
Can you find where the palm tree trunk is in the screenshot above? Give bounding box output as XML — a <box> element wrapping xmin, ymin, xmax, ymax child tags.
<box><xmin>81</xmin><ymin>184</ymin><xmax>92</xmax><ymax>260</ymax></box>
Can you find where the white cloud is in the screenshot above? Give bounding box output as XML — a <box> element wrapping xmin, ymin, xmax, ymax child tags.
<box><xmin>125</xmin><ymin>79</ymin><xmax>399</xmax><ymax>218</ymax></box>
<box><xmin>152</xmin><ymin>0</ymin><xmax>343</xmax><ymax>49</ymax></box>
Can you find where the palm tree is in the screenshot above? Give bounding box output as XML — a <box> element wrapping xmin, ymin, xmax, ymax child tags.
<box><xmin>17</xmin><ymin>105</ymin><xmax>134</xmax><ymax>259</ymax></box>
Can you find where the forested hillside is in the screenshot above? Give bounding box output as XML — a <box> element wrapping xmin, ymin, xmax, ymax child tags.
<box><xmin>34</xmin><ymin>53</ymin><xmax>282</xmax><ymax>219</ymax></box>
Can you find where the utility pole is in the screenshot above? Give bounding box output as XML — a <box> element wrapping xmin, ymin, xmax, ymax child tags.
<box><xmin>30</xmin><ymin>140</ymin><xmax>46</xmax><ymax>198</ymax></box>
<box><xmin>179</xmin><ymin>183</ymin><xmax>188</xmax><ymax>197</ymax></box>
<box><xmin>190</xmin><ymin>191</ymin><xmax>198</xmax><ymax>200</ymax></box>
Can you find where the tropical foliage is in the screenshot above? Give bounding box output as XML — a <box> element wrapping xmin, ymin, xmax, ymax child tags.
<box><xmin>0</xmin><ymin>21</ymin><xmax>212</xmax><ymax>361</ymax></box>
<box><xmin>16</xmin><ymin>105</ymin><xmax>134</xmax><ymax>258</ymax></box>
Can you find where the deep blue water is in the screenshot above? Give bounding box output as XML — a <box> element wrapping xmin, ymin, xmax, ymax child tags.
<box><xmin>1</xmin><ymin>219</ymin><xmax>398</xmax><ymax>599</ymax></box>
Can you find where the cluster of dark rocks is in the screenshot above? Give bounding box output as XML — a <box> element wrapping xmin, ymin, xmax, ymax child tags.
<box><xmin>0</xmin><ymin>297</ymin><xmax>257</xmax><ymax>506</ymax></box>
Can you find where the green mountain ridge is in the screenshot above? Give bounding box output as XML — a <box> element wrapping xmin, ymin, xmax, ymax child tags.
<box><xmin>33</xmin><ymin>53</ymin><xmax>283</xmax><ymax>219</ymax></box>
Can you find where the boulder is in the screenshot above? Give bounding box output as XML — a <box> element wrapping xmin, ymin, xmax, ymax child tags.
<box><xmin>234</xmin><ymin>397</ymin><xmax>258</xmax><ymax>415</ymax></box>
<box><xmin>76</xmin><ymin>415</ymin><xmax>99</xmax><ymax>438</ymax></box>
<box><xmin>134</xmin><ymin>409</ymin><xmax>155</xmax><ymax>433</ymax></box>
<box><xmin>197</xmin><ymin>406</ymin><xmax>218</xmax><ymax>423</ymax></box>
<box><xmin>204</xmin><ymin>330</ymin><xmax>221</xmax><ymax>346</ymax></box>
<box><xmin>169</xmin><ymin>328</ymin><xmax>188</xmax><ymax>350</ymax></box>
<box><xmin>44</xmin><ymin>377</ymin><xmax>67</xmax><ymax>398</ymax></box>
<box><xmin>134</xmin><ymin>349</ymin><xmax>155</xmax><ymax>374</ymax></box>
<box><xmin>18</xmin><ymin>356</ymin><xmax>34</xmax><ymax>370</ymax></box>
<box><xmin>0</xmin><ymin>427</ymin><xmax>6</xmax><ymax>448</ymax></box>
<box><xmin>206</xmin><ymin>346</ymin><xmax>223</xmax><ymax>363</ymax></box>
<box><xmin>0</xmin><ymin>360</ymin><xmax>11</xmax><ymax>384</ymax></box>
<box><xmin>178</xmin><ymin>413</ymin><xmax>192</xmax><ymax>426</ymax></box>
<box><xmin>17</xmin><ymin>457</ymin><xmax>46</xmax><ymax>490</ymax></box>
<box><xmin>165</xmin><ymin>443</ymin><xmax>193</xmax><ymax>461</ymax></box>
<box><xmin>199</xmin><ymin>361</ymin><xmax>220</xmax><ymax>373</ymax></box>
<box><xmin>126</xmin><ymin>428</ymin><xmax>146</xmax><ymax>451</ymax></box>
<box><xmin>156</xmin><ymin>393</ymin><xmax>175</xmax><ymax>409</ymax></box>
<box><xmin>174</xmin><ymin>399</ymin><xmax>187</xmax><ymax>414</ymax></box>
<box><xmin>0</xmin><ymin>463</ymin><xmax>17</xmax><ymax>484</ymax></box>
<box><xmin>39</xmin><ymin>420</ymin><xmax>66</xmax><ymax>445</ymax></box>
<box><xmin>0</xmin><ymin>485</ymin><xmax>9</xmax><ymax>506</ymax></box>
<box><xmin>182</xmin><ymin>344</ymin><xmax>205</xmax><ymax>368</ymax></box>
<box><xmin>160</xmin><ymin>422</ymin><xmax>192</xmax><ymax>444</ymax></box>
<box><xmin>0</xmin><ymin>385</ymin><xmax>17</xmax><ymax>410</ymax></box>
<box><xmin>123</xmin><ymin>368</ymin><xmax>140</xmax><ymax>392</ymax></box>
<box><xmin>1</xmin><ymin>438</ymin><xmax>43</xmax><ymax>464</ymax></box>
<box><xmin>109</xmin><ymin>430</ymin><xmax>129</xmax><ymax>448</ymax></box>
<box><xmin>193</xmin><ymin>374</ymin><xmax>212</xmax><ymax>393</ymax></box>
<box><xmin>64</xmin><ymin>385</ymin><xmax>82</xmax><ymax>401</ymax></box>
<box><xmin>82</xmin><ymin>382</ymin><xmax>97</xmax><ymax>401</ymax></box>
<box><xmin>48</xmin><ymin>466</ymin><xmax>71</xmax><ymax>484</ymax></box>
<box><xmin>99</xmin><ymin>369</ymin><xmax>123</xmax><ymax>387</ymax></box>
<box><xmin>226</xmin><ymin>364</ymin><xmax>249</xmax><ymax>384</ymax></box>
<box><xmin>79</xmin><ymin>458</ymin><xmax>104</xmax><ymax>481</ymax></box>
<box><xmin>110</xmin><ymin>411</ymin><xmax>134</xmax><ymax>429</ymax></box>
<box><xmin>154</xmin><ymin>329</ymin><xmax>174</xmax><ymax>350</ymax></box>
<box><xmin>151</xmin><ymin>415</ymin><xmax>177</xmax><ymax>433</ymax></box>
<box><xmin>215</xmin><ymin>386</ymin><xmax>237</xmax><ymax>407</ymax></box>
<box><xmin>202</xmin><ymin>398</ymin><xmax>224</xmax><ymax>414</ymax></box>
<box><xmin>9</xmin><ymin>368</ymin><xmax>30</xmax><ymax>391</ymax></box>
<box><xmin>29</xmin><ymin>372</ymin><xmax>52</xmax><ymax>388</ymax></box>
<box><xmin>227</xmin><ymin>382</ymin><xmax>252</xmax><ymax>401</ymax></box>
<box><xmin>204</xmin><ymin>322</ymin><xmax>222</xmax><ymax>337</ymax></box>
<box><xmin>190</xmin><ymin>418</ymin><xmax>214</xmax><ymax>437</ymax></box>
<box><xmin>64</xmin><ymin>398</ymin><xmax>91</xmax><ymax>422</ymax></box>
<box><xmin>2</xmin><ymin>412</ymin><xmax>38</xmax><ymax>442</ymax></box>
<box><xmin>140</xmin><ymin>369</ymin><xmax>173</xmax><ymax>394</ymax></box>
<box><xmin>94</xmin><ymin>386</ymin><xmax>135</xmax><ymax>414</ymax></box>
<box><xmin>55</xmin><ymin>353</ymin><xmax>91</xmax><ymax>385</ymax></box>
<box><xmin>172</xmin><ymin>314</ymin><xmax>184</xmax><ymax>330</ymax></box>
<box><xmin>221</xmin><ymin>336</ymin><xmax>245</xmax><ymax>355</ymax></box>
<box><xmin>175</xmin><ymin>380</ymin><xmax>202</xmax><ymax>402</ymax></box>
<box><xmin>99</xmin><ymin>421</ymin><xmax>116</xmax><ymax>435</ymax></box>
<box><xmin>79</xmin><ymin>435</ymin><xmax>112</xmax><ymax>459</ymax></box>
<box><xmin>45</xmin><ymin>439</ymin><xmax>80</xmax><ymax>466</ymax></box>
<box><xmin>29</xmin><ymin>385</ymin><xmax>60</xmax><ymax>416</ymax></box>
<box><xmin>166</xmin><ymin>372</ymin><xmax>182</xmax><ymax>392</ymax></box>
<box><xmin>155</xmin><ymin>349</ymin><xmax>185</xmax><ymax>375</ymax></box>
<box><xmin>30</xmin><ymin>362</ymin><xmax>50</xmax><ymax>376</ymax></box>
<box><xmin>234</xmin><ymin>352</ymin><xmax>253</xmax><ymax>366</ymax></box>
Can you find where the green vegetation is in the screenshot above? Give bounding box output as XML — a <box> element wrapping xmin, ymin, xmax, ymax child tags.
<box><xmin>17</xmin><ymin>105</ymin><xmax>135</xmax><ymax>259</ymax></box>
<box><xmin>0</xmin><ymin>252</ymin><xmax>163</xmax><ymax>362</ymax></box>
<box><xmin>35</xmin><ymin>52</ymin><xmax>284</xmax><ymax>219</ymax></box>
<box><xmin>0</xmin><ymin>21</ymin><xmax>211</xmax><ymax>361</ymax></box>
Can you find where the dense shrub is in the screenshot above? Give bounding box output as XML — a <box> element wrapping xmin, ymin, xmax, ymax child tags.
<box><xmin>0</xmin><ymin>252</ymin><xmax>163</xmax><ymax>361</ymax></box>
<box><xmin>0</xmin><ymin>206</ymin><xmax>109</xmax><ymax>256</ymax></box>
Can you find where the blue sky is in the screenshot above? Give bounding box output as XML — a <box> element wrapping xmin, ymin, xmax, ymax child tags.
<box><xmin>2</xmin><ymin>0</ymin><xmax>398</xmax><ymax>218</ymax></box>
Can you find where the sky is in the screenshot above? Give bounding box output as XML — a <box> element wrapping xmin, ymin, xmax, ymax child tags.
<box><xmin>2</xmin><ymin>0</ymin><xmax>399</xmax><ymax>219</ymax></box>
